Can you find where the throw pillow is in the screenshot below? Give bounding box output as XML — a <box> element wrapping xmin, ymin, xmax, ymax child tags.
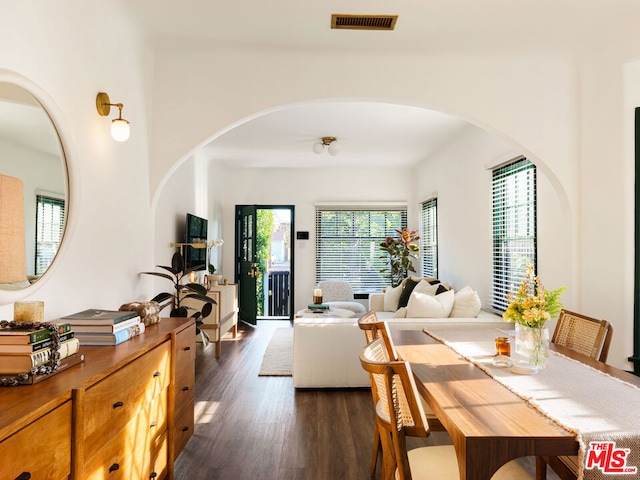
<box><xmin>410</xmin><ymin>279</ymin><xmax>441</xmax><ymax>297</ymax></box>
<box><xmin>406</xmin><ymin>289</ymin><xmax>455</xmax><ymax>318</ymax></box>
<box><xmin>392</xmin><ymin>307</ymin><xmax>407</xmax><ymax>318</ymax></box>
<box><xmin>449</xmin><ymin>286</ymin><xmax>482</xmax><ymax>318</ymax></box>
<box><xmin>383</xmin><ymin>283</ymin><xmax>403</xmax><ymax>312</ymax></box>
<box><xmin>397</xmin><ymin>277</ymin><xmax>420</xmax><ymax>308</ymax></box>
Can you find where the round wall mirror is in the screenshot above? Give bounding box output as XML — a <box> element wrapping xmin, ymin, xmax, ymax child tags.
<box><xmin>0</xmin><ymin>81</ymin><xmax>68</xmax><ymax>292</ymax></box>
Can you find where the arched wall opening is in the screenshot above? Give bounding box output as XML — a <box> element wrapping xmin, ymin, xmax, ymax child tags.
<box><xmin>153</xmin><ymin>97</ymin><xmax>574</xmax><ymax>325</ymax></box>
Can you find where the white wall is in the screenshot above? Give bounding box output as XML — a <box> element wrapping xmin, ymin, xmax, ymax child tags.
<box><xmin>147</xmin><ymin>43</ymin><xmax>637</xmax><ymax>369</ymax></box>
<box><xmin>0</xmin><ymin>1</ymin><xmax>154</xmax><ymax>317</ymax></box>
<box><xmin>0</xmin><ymin>1</ymin><xmax>638</xmax><ymax>369</ymax></box>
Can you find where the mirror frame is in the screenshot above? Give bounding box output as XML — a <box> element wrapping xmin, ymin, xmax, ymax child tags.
<box><xmin>0</xmin><ymin>69</ymin><xmax>74</xmax><ymax>305</ymax></box>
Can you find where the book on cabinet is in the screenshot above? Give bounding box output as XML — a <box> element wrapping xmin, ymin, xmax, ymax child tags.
<box><xmin>0</xmin><ymin>337</ymin><xmax>80</xmax><ymax>374</ymax></box>
<box><xmin>0</xmin><ymin>323</ymin><xmax>71</xmax><ymax>345</ymax></box>
<box><xmin>60</xmin><ymin>309</ymin><xmax>138</xmax><ymax>325</ymax></box>
<box><xmin>75</xmin><ymin>322</ymin><xmax>145</xmax><ymax>346</ymax></box>
<box><xmin>0</xmin><ymin>332</ymin><xmax>75</xmax><ymax>354</ymax></box>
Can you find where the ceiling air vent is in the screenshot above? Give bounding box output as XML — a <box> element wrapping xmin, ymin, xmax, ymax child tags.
<box><xmin>331</xmin><ymin>14</ymin><xmax>398</xmax><ymax>31</ymax></box>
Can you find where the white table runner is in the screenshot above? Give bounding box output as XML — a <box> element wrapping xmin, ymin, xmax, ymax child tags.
<box><xmin>422</xmin><ymin>327</ymin><xmax>640</xmax><ymax>480</ymax></box>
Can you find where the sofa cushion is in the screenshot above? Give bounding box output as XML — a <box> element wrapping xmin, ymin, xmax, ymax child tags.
<box><xmin>383</xmin><ymin>283</ymin><xmax>404</xmax><ymax>312</ymax></box>
<box><xmin>449</xmin><ymin>286</ymin><xmax>482</xmax><ymax>318</ymax></box>
<box><xmin>325</xmin><ymin>301</ymin><xmax>366</xmax><ymax>315</ymax></box>
<box><xmin>392</xmin><ymin>306</ymin><xmax>408</xmax><ymax>318</ymax></box>
<box><xmin>407</xmin><ymin>289</ymin><xmax>455</xmax><ymax>318</ymax></box>
<box><xmin>397</xmin><ymin>277</ymin><xmax>420</xmax><ymax>308</ymax></box>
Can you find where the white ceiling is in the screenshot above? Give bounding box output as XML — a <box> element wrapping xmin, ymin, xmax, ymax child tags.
<box><xmin>114</xmin><ymin>1</ymin><xmax>640</xmax><ymax>168</ymax></box>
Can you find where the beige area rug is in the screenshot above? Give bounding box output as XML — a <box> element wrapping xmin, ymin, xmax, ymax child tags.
<box><xmin>258</xmin><ymin>327</ymin><xmax>293</xmax><ymax>376</ymax></box>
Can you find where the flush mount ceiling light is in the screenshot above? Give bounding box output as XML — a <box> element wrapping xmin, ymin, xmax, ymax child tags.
<box><xmin>96</xmin><ymin>92</ymin><xmax>130</xmax><ymax>142</ymax></box>
<box><xmin>313</xmin><ymin>136</ymin><xmax>340</xmax><ymax>156</ymax></box>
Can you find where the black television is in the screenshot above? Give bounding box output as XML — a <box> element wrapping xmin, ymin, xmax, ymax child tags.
<box><xmin>184</xmin><ymin>213</ymin><xmax>208</xmax><ymax>270</ymax></box>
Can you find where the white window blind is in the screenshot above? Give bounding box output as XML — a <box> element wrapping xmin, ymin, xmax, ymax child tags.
<box><xmin>35</xmin><ymin>194</ymin><xmax>65</xmax><ymax>275</ymax></box>
<box><xmin>315</xmin><ymin>206</ymin><xmax>407</xmax><ymax>294</ymax></box>
<box><xmin>420</xmin><ymin>198</ymin><xmax>438</xmax><ymax>278</ymax></box>
<box><xmin>491</xmin><ymin>158</ymin><xmax>537</xmax><ymax>311</ymax></box>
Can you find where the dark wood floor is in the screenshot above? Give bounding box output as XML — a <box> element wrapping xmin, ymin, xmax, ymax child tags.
<box><xmin>174</xmin><ymin>320</ymin><xmax>555</xmax><ymax>480</ymax></box>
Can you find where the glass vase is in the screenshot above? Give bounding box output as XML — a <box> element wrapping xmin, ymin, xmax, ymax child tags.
<box><xmin>515</xmin><ymin>323</ymin><xmax>549</xmax><ymax>368</ymax></box>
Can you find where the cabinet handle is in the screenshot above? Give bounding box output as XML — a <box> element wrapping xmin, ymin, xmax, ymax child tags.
<box><xmin>149</xmin><ymin>472</ymin><xmax>158</xmax><ymax>479</ymax></box>
<box><xmin>184</xmin><ymin>346</ymin><xmax>191</xmax><ymax>351</ymax></box>
<box><xmin>113</xmin><ymin>401</ymin><xmax>124</xmax><ymax>409</ymax></box>
<box><xmin>15</xmin><ymin>473</ymin><xmax>31</xmax><ymax>480</ymax></box>
<box><xmin>150</xmin><ymin>421</ymin><xmax>158</xmax><ymax>428</ymax></box>
<box><xmin>182</xmin><ymin>426</ymin><xmax>189</xmax><ymax>432</ymax></box>
<box><xmin>153</xmin><ymin>371</ymin><xmax>161</xmax><ymax>377</ymax></box>
<box><xmin>182</xmin><ymin>386</ymin><xmax>189</xmax><ymax>391</ymax></box>
<box><xmin>109</xmin><ymin>463</ymin><xmax>120</xmax><ymax>472</ymax></box>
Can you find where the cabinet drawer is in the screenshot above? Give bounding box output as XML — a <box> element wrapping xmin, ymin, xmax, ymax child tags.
<box><xmin>144</xmin><ymin>430</ymin><xmax>169</xmax><ymax>480</ymax></box>
<box><xmin>83</xmin><ymin>391</ymin><xmax>168</xmax><ymax>480</ymax></box>
<box><xmin>82</xmin><ymin>342</ymin><xmax>171</xmax><ymax>456</ymax></box>
<box><xmin>175</xmin><ymin>325</ymin><xmax>196</xmax><ymax>394</ymax></box>
<box><xmin>2</xmin><ymin>401</ymin><xmax>71</xmax><ymax>480</ymax></box>
<box><xmin>174</xmin><ymin>400</ymin><xmax>195</xmax><ymax>458</ymax></box>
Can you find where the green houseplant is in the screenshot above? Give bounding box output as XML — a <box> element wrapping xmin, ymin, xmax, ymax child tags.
<box><xmin>141</xmin><ymin>251</ymin><xmax>216</xmax><ymax>335</ymax></box>
<box><xmin>379</xmin><ymin>228</ymin><xmax>420</xmax><ymax>287</ymax></box>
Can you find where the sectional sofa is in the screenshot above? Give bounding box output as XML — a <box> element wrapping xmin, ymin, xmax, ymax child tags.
<box><xmin>293</xmin><ymin>277</ymin><xmax>507</xmax><ymax>388</ymax></box>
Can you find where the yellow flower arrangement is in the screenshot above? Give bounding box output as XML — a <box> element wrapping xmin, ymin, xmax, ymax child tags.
<box><xmin>502</xmin><ymin>264</ymin><xmax>566</xmax><ymax>328</ymax></box>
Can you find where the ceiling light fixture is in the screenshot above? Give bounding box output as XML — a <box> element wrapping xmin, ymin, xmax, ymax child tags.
<box><xmin>313</xmin><ymin>136</ymin><xmax>340</xmax><ymax>156</ymax></box>
<box><xmin>96</xmin><ymin>92</ymin><xmax>130</xmax><ymax>142</ymax></box>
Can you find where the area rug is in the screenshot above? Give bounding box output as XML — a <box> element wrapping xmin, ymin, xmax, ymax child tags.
<box><xmin>258</xmin><ymin>327</ymin><xmax>293</xmax><ymax>376</ymax></box>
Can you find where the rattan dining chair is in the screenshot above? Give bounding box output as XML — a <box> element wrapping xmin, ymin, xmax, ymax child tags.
<box><xmin>359</xmin><ymin>337</ymin><xmax>533</xmax><ymax>480</ymax></box>
<box><xmin>551</xmin><ymin>309</ymin><xmax>612</xmax><ymax>362</ymax></box>
<box><xmin>537</xmin><ymin>309</ymin><xmax>613</xmax><ymax>480</ymax></box>
<box><xmin>357</xmin><ymin>313</ymin><xmax>444</xmax><ymax>476</ymax></box>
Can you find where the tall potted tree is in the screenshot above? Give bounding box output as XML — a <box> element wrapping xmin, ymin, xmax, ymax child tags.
<box><xmin>379</xmin><ymin>228</ymin><xmax>420</xmax><ymax>287</ymax></box>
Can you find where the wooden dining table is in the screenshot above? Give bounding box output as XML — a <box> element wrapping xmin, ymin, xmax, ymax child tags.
<box><xmin>392</xmin><ymin>329</ymin><xmax>579</xmax><ymax>480</ymax></box>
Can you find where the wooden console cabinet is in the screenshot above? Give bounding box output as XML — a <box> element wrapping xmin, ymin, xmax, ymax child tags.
<box><xmin>181</xmin><ymin>283</ymin><xmax>238</xmax><ymax>357</ymax></box>
<box><xmin>0</xmin><ymin>317</ymin><xmax>195</xmax><ymax>480</ymax></box>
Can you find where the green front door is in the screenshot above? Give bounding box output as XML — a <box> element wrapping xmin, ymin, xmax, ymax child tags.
<box><xmin>236</xmin><ymin>205</ymin><xmax>258</xmax><ymax>325</ymax></box>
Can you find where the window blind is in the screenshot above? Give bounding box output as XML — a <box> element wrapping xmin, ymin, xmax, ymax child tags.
<box><xmin>35</xmin><ymin>195</ymin><xmax>65</xmax><ymax>275</ymax></box>
<box><xmin>315</xmin><ymin>206</ymin><xmax>407</xmax><ymax>294</ymax></box>
<box><xmin>491</xmin><ymin>158</ymin><xmax>537</xmax><ymax>311</ymax></box>
<box><xmin>420</xmin><ymin>198</ymin><xmax>438</xmax><ymax>278</ymax></box>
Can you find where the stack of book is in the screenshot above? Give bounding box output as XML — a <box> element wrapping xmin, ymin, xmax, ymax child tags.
<box><xmin>0</xmin><ymin>322</ymin><xmax>82</xmax><ymax>378</ymax></box>
<box><xmin>306</xmin><ymin>303</ymin><xmax>331</xmax><ymax>314</ymax></box>
<box><xmin>61</xmin><ymin>309</ymin><xmax>144</xmax><ymax>346</ymax></box>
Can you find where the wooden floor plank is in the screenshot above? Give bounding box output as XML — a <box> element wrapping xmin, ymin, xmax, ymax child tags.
<box><xmin>174</xmin><ymin>319</ymin><xmax>556</xmax><ymax>480</ymax></box>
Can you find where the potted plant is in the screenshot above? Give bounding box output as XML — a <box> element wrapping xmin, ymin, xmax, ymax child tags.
<box><xmin>141</xmin><ymin>251</ymin><xmax>216</xmax><ymax>336</ymax></box>
<box><xmin>207</xmin><ymin>238</ymin><xmax>224</xmax><ymax>286</ymax></box>
<box><xmin>502</xmin><ymin>264</ymin><xmax>566</xmax><ymax>368</ymax></box>
<box><xmin>379</xmin><ymin>228</ymin><xmax>420</xmax><ymax>287</ymax></box>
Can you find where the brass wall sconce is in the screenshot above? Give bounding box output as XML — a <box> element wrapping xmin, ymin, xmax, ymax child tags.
<box><xmin>96</xmin><ymin>92</ymin><xmax>130</xmax><ymax>142</ymax></box>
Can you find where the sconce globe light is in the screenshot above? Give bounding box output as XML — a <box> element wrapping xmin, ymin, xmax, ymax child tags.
<box><xmin>313</xmin><ymin>136</ymin><xmax>340</xmax><ymax>156</ymax></box>
<box><xmin>96</xmin><ymin>92</ymin><xmax>130</xmax><ymax>142</ymax></box>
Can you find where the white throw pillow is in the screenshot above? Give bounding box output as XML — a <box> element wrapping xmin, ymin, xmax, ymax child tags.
<box><xmin>407</xmin><ymin>289</ymin><xmax>455</xmax><ymax>318</ymax></box>
<box><xmin>383</xmin><ymin>283</ymin><xmax>404</xmax><ymax>312</ymax></box>
<box><xmin>449</xmin><ymin>286</ymin><xmax>482</xmax><ymax>318</ymax></box>
<box><xmin>392</xmin><ymin>307</ymin><xmax>407</xmax><ymax>318</ymax></box>
<box><xmin>410</xmin><ymin>279</ymin><xmax>441</xmax><ymax>297</ymax></box>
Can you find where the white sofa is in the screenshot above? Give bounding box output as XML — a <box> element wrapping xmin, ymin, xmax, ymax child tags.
<box><xmin>293</xmin><ymin>292</ymin><xmax>505</xmax><ymax>388</ymax></box>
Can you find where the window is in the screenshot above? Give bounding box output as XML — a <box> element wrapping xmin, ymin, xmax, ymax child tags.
<box><xmin>315</xmin><ymin>206</ymin><xmax>407</xmax><ymax>294</ymax></box>
<box><xmin>35</xmin><ymin>194</ymin><xmax>65</xmax><ymax>275</ymax></box>
<box><xmin>420</xmin><ymin>198</ymin><xmax>438</xmax><ymax>278</ymax></box>
<box><xmin>491</xmin><ymin>157</ymin><xmax>537</xmax><ymax>311</ymax></box>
